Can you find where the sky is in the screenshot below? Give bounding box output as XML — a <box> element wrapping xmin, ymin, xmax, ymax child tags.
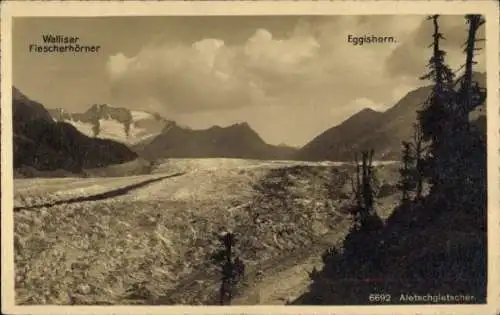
<box><xmin>12</xmin><ymin>15</ymin><xmax>486</xmax><ymax>147</ymax></box>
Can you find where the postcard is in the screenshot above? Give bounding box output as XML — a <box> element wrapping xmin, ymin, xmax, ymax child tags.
<box><xmin>1</xmin><ymin>1</ymin><xmax>499</xmax><ymax>314</ymax></box>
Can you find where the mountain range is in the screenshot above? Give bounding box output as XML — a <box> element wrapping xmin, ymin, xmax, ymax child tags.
<box><xmin>48</xmin><ymin>104</ymin><xmax>172</xmax><ymax>145</ymax></box>
<box><xmin>13</xmin><ymin>71</ymin><xmax>486</xmax><ymax>176</ymax></box>
<box><xmin>46</xmin><ymin>103</ymin><xmax>297</xmax><ymax>161</ymax></box>
<box><xmin>135</xmin><ymin>122</ymin><xmax>297</xmax><ymax>161</ymax></box>
<box><xmin>13</xmin><ymin>87</ymin><xmax>138</xmax><ymax>176</ymax></box>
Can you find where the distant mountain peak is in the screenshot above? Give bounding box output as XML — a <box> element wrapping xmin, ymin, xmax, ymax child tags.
<box><xmin>12</xmin><ymin>86</ymin><xmax>22</xmax><ymax>98</ymax></box>
<box><xmin>340</xmin><ymin>106</ymin><xmax>383</xmax><ymax>126</ymax></box>
<box><xmin>359</xmin><ymin>107</ymin><xmax>380</xmax><ymax>114</ymax></box>
<box><xmin>227</xmin><ymin>122</ymin><xmax>254</xmax><ymax>130</ymax></box>
<box><xmin>136</xmin><ymin>119</ymin><xmax>297</xmax><ymax>161</ymax></box>
<box><xmin>12</xmin><ymin>86</ymin><xmax>54</xmax><ymax>123</ymax></box>
<box><xmin>234</xmin><ymin>121</ymin><xmax>250</xmax><ymax>127</ymax></box>
<box><xmin>13</xmin><ymin>86</ymin><xmax>33</xmax><ymax>103</ymax></box>
<box><xmin>47</xmin><ymin>104</ymin><xmax>171</xmax><ymax>145</ymax></box>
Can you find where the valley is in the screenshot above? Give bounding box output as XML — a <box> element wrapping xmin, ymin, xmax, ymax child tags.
<box><xmin>13</xmin><ymin>158</ymin><xmax>400</xmax><ymax>305</ymax></box>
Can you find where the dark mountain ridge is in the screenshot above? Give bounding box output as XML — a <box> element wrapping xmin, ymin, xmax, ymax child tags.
<box><xmin>13</xmin><ymin>87</ymin><xmax>54</xmax><ymax>123</ymax></box>
<box><xmin>13</xmin><ymin>87</ymin><xmax>138</xmax><ymax>175</ymax></box>
<box><xmin>136</xmin><ymin>121</ymin><xmax>298</xmax><ymax>161</ymax></box>
<box><xmin>296</xmin><ymin>107</ymin><xmax>384</xmax><ymax>161</ymax></box>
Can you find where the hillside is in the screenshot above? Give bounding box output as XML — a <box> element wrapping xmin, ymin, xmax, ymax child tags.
<box><xmin>296</xmin><ymin>108</ymin><xmax>385</xmax><ymax>161</ymax></box>
<box><xmin>13</xmin><ymin>87</ymin><xmax>139</xmax><ymax>176</ymax></box>
<box><xmin>48</xmin><ymin>104</ymin><xmax>173</xmax><ymax>146</ymax></box>
<box><xmin>136</xmin><ymin>122</ymin><xmax>298</xmax><ymax>161</ymax></box>
<box><xmin>297</xmin><ymin>72</ymin><xmax>486</xmax><ymax>161</ymax></box>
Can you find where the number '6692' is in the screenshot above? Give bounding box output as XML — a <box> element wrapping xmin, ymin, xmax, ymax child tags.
<box><xmin>369</xmin><ymin>294</ymin><xmax>391</xmax><ymax>303</ymax></box>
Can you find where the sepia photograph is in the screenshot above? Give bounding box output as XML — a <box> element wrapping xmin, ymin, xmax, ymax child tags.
<box><xmin>1</xmin><ymin>1</ymin><xmax>499</xmax><ymax>315</ymax></box>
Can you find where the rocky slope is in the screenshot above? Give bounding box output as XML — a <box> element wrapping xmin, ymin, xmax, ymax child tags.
<box><xmin>297</xmin><ymin>72</ymin><xmax>486</xmax><ymax>161</ymax></box>
<box><xmin>136</xmin><ymin>122</ymin><xmax>298</xmax><ymax>161</ymax></box>
<box><xmin>13</xmin><ymin>87</ymin><xmax>139</xmax><ymax>176</ymax></box>
<box><xmin>48</xmin><ymin>104</ymin><xmax>173</xmax><ymax>146</ymax></box>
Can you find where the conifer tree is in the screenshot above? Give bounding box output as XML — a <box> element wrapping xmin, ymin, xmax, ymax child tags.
<box><xmin>412</xmin><ymin>123</ymin><xmax>425</xmax><ymax>200</ymax></box>
<box><xmin>336</xmin><ymin>150</ymin><xmax>383</xmax><ymax>278</ymax></box>
<box><xmin>398</xmin><ymin>141</ymin><xmax>415</xmax><ymax>204</ymax></box>
<box><xmin>210</xmin><ymin>232</ymin><xmax>245</xmax><ymax>305</ymax></box>
<box><xmin>398</xmin><ymin>123</ymin><xmax>425</xmax><ymax>204</ymax></box>
<box><xmin>417</xmin><ymin>15</ymin><xmax>457</xmax><ymax>193</ymax></box>
<box><xmin>351</xmin><ymin>150</ymin><xmax>377</xmax><ymax>225</ymax></box>
<box><xmin>452</xmin><ymin>14</ymin><xmax>487</xmax><ymax>221</ymax></box>
<box><xmin>410</xmin><ymin>123</ymin><xmax>425</xmax><ymax>200</ymax></box>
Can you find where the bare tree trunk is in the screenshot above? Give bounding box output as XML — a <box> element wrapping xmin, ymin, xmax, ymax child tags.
<box><xmin>462</xmin><ymin>15</ymin><xmax>485</xmax><ymax>116</ymax></box>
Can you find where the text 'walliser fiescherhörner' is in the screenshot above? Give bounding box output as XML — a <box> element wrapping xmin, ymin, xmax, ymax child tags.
<box><xmin>29</xmin><ymin>35</ymin><xmax>101</xmax><ymax>53</ymax></box>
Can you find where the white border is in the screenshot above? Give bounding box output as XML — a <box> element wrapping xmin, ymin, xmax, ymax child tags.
<box><xmin>1</xmin><ymin>1</ymin><xmax>499</xmax><ymax>315</ymax></box>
